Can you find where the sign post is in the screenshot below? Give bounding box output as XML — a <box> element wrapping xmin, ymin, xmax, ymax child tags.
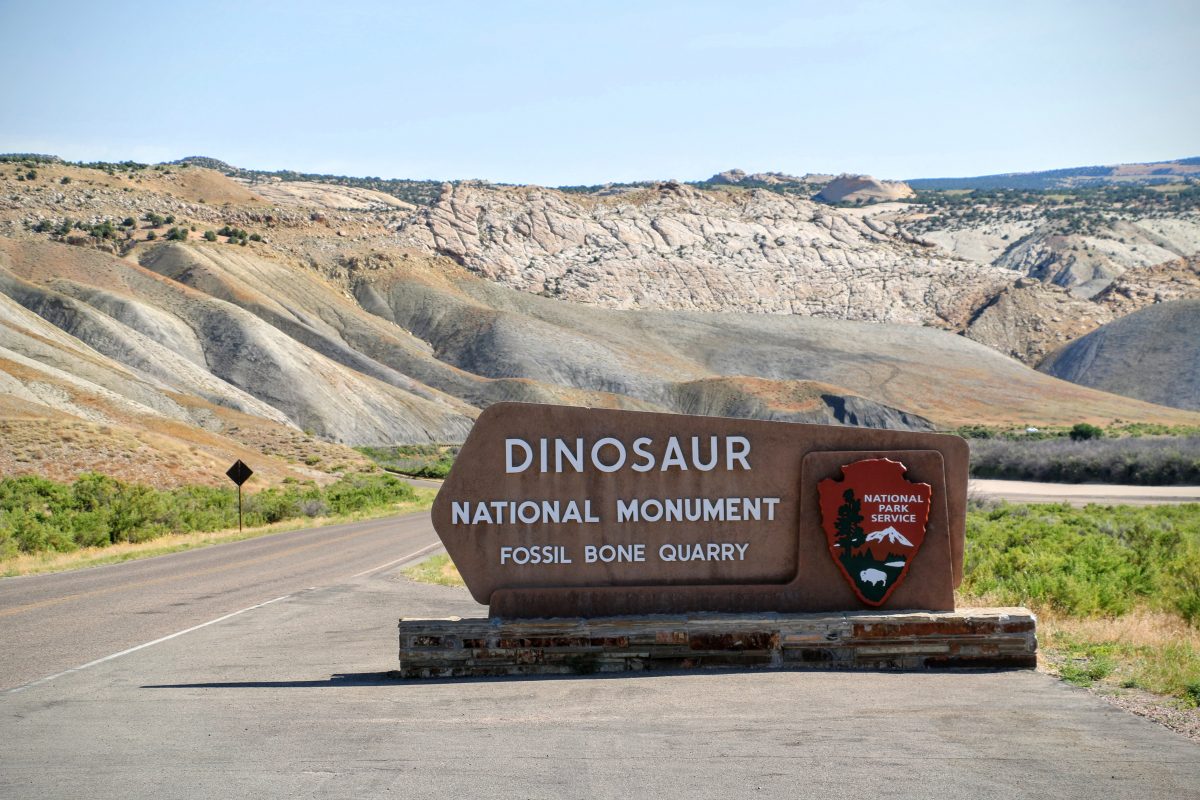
<box><xmin>225</xmin><ymin>460</ymin><xmax>253</xmax><ymax>532</ymax></box>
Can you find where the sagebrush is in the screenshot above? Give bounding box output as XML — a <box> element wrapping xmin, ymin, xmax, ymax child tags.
<box><xmin>959</xmin><ymin>502</ymin><xmax>1200</xmax><ymax>623</ymax></box>
<box><xmin>969</xmin><ymin>437</ymin><xmax>1200</xmax><ymax>485</ymax></box>
<box><xmin>0</xmin><ymin>473</ymin><xmax>416</xmax><ymax>558</ymax></box>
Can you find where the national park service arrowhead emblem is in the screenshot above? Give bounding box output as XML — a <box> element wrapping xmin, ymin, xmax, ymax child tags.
<box><xmin>818</xmin><ymin>458</ymin><xmax>932</xmax><ymax>607</ymax></box>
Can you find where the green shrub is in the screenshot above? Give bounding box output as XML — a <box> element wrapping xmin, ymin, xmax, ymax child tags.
<box><xmin>961</xmin><ymin>503</ymin><xmax>1200</xmax><ymax>619</ymax></box>
<box><xmin>356</xmin><ymin>444</ymin><xmax>457</xmax><ymax>478</ymax></box>
<box><xmin>969</xmin><ymin>436</ymin><xmax>1200</xmax><ymax>485</ymax></box>
<box><xmin>69</xmin><ymin>511</ymin><xmax>112</xmax><ymax>548</ymax></box>
<box><xmin>1070</xmin><ymin>422</ymin><xmax>1104</xmax><ymax>441</ymax></box>
<box><xmin>245</xmin><ymin>488</ymin><xmax>299</xmax><ymax>524</ymax></box>
<box><xmin>85</xmin><ymin>220</ymin><xmax>117</xmax><ymax>239</ymax></box>
<box><xmin>1171</xmin><ymin>538</ymin><xmax>1200</xmax><ymax>625</ymax></box>
<box><xmin>0</xmin><ymin>477</ymin><xmax>77</xmax><ymax>553</ymax></box>
<box><xmin>1060</xmin><ymin>652</ymin><xmax>1117</xmax><ymax>686</ymax></box>
<box><xmin>0</xmin><ymin>474</ymin><xmax>72</xmax><ymax>517</ymax></box>
<box><xmin>107</xmin><ymin>483</ymin><xmax>167</xmax><ymax>543</ymax></box>
<box><xmin>0</xmin><ymin>472</ymin><xmax>422</xmax><ymax>559</ymax></box>
<box><xmin>203</xmin><ymin>230</ymin><xmax>217</xmax><ymax>241</ymax></box>
<box><xmin>412</xmin><ymin>460</ymin><xmax>453</xmax><ymax>479</ymax></box>
<box><xmin>72</xmin><ymin>471</ymin><xmax>120</xmax><ymax>511</ymax></box>
<box><xmin>0</xmin><ymin>512</ymin><xmax>17</xmax><ymax>559</ymax></box>
<box><xmin>8</xmin><ymin>511</ymin><xmax>64</xmax><ymax>553</ymax></box>
<box><xmin>324</xmin><ymin>474</ymin><xmax>415</xmax><ymax>515</ymax></box>
<box><xmin>163</xmin><ymin>485</ymin><xmax>236</xmax><ymax>531</ymax></box>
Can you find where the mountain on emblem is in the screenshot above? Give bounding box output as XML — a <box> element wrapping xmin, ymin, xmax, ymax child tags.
<box><xmin>865</xmin><ymin>526</ymin><xmax>913</xmax><ymax>547</ymax></box>
<box><xmin>818</xmin><ymin>458</ymin><xmax>932</xmax><ymax>607</ymax></box>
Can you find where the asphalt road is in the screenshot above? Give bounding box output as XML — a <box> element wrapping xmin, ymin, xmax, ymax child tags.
<box><xmin>971</xmin><ymin>478</ymin><xmax>1200</xmax><ymax>506</ymax></box>
<box><xmin>2</xmin><ymin>478</ymin><xmax>1199</xmax><ymax>798</ymax></box>
<box><xmin>3</xmin><ymin>546</ymin><xmax>1199</xmax><ymax>798</ymax></box>
<box><xmin>0</xmin><ymin>511</ymin><xmax>441</xmax><ymax>693</ymax></box>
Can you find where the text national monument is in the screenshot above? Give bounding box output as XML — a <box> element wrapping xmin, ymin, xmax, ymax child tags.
<box><xmin>398</xmin><ymin>403</ymin><xmax>1037</xmax><ymax>677</ymax></box>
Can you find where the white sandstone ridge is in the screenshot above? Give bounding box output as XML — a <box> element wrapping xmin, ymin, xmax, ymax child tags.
<box><xmin>815</xmin><ymin>174</ymin><xmax>916</xmax><ymax>204</ymax></box>
<box><xmin>397</xmin><ymin>181</ymin><xmax>1016</xmax><ymax>327</ymax></box>
<box><xmin>707</xmin><ymin>169</ymin><xmax>834</xmax><ymax>186</ymax></box>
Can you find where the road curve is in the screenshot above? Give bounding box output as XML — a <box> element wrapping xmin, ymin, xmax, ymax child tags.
<box><xmin>970</xmin><ymin>478</ymin><xmax>1200</xmax><ymax>506</ymax></box>
<box><xmin>0</xmin><ymin>511</ymin><xmax>441</xmax><ymax>692</ymax></box>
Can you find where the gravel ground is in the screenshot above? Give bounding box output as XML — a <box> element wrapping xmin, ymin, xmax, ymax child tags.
<box><xmin>1092</xmin><ymin>687</ymin><xmax>1200</xmax><ymax>743</ymax></box>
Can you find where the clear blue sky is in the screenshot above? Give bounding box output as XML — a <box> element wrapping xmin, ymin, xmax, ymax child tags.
<box><xmin>1</xmin><ymin>1</ymin><xmax>1196</xmax><ymax>185</ymax></box>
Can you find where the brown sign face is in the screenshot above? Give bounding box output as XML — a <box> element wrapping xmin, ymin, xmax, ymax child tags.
<box><xmin>432</xmin><ymin>403</ymin><xmax>966</xmax><ymax>618</ymax></box>
<box><xmin>819</xmin><ymin>458</ymin><xmax>932</xmax><ymax>607</ymax></box>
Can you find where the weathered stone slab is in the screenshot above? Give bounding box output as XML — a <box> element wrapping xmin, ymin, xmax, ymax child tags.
<box><xmin>397</xmin><ymin>607</ymin><xmax>1037</xmax><ymax>678</ymax></box>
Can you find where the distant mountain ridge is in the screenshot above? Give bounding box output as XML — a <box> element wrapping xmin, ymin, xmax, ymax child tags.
<box><xmin>169</xmin><ymin>156</ymin><xmax>451</xmax><ymax>207</ymax></box>
<box><xmin>907</xmin><ymin>158</ymin><xmax>1200</xmax><ymax>191</ymax></box>
<box><xmin>11</xmin><ymin>152</ymin><xmax>1195</xmax><ymax>201</ymax></box>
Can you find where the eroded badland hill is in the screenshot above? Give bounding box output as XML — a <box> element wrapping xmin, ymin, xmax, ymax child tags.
<box><xmin>1</xmin><ymin>156</ymin><xmax>1198</xmax><ymax>484</ymax></box>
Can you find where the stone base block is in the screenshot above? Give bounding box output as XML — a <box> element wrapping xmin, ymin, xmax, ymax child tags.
<box><xmin>397</xmin><ymin>607</ymin><xmax>1036</xmax><ymax>678</ymax></box>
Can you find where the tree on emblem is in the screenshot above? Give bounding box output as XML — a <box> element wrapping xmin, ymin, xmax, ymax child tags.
<box><xmin>832</xmin><ymin>488</ymin><xmax>874</xmax><ymax>584</ymax></box>
<box><xmin>833</xmin><ymin>488</ymin><xmax>865</xmax><ymax>554</ymax></box>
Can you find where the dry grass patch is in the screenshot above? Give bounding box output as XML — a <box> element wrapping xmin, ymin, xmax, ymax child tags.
<box><xmin>1036</xmin><ymin>609</ymin><xmax>1200</xmax><ymax>701</ymax></box>
<box><xmin>402</xmin><ymin>553</ymin><xmax>465</xmax><ymax>587</ymax></box>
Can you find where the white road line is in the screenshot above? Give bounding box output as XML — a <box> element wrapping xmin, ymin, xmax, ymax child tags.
<box><xmin>350</xmin><ymin>542</ymin><xmax>444</xmax><ymax>578</ymax></box>
<box><xmin>4</xmin><ymin>539</ymin><xmax>442</xmax><ymax>696</ymax></box>
<box><xmin>4</xmin><ymin>594</ymin><xmax>293</xmax><ymax>696</ymax></box>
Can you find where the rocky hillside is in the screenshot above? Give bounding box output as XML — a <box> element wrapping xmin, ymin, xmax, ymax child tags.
<box><xmin>875</xmin><ymin>191</ymin><xmax>1200</xmax><ymax>298</ymax></box>
<box><xmin>392</xmin><ymin>176</ymin><xmax>1198</xmax><ymax>369</ymax></box>
<box><xmin>1</xmin><ymin>157</ymin><xmax>1199</xmax><ymax>487</ymax></box>
<box><xmin>357</xmin><ymin>257</ymin><xmax>1191</xmax><ymax>428</ymax></box>
<box><xmin>815</xmin><ymin>175</ymin><xmax>915</xmax><ymax>204</ymax></box>
<box><xmin>856</xmin><ymin>190</ymin><xmax>1200</xmax><ymax>366</ymax></box>
<box><xmin>960</xmin><ymin>278</ymin><xmax>1116</xmax><ymax>364</ymax></box>
<box><xmin>1038</xmin><ymin>299</ymin><xmax>1200</xmax><ymax>411</ymax></box>
<box><xmin>963</xmin><ymin>257</ymin><xmax>1200</xmax><ymax>363</ymax></box>
<box><xmin>395</xmin><ymin>181</ymin><xmax>1015</xmax><ymax>328</ymax></box>
<box><xmin>706</xmin><ymin>169</ymin><xmax>834</xmax><ymax>187</ymax></box>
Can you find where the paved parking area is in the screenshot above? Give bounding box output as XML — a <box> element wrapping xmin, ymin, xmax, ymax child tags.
<box><xmin>3</xmin><ymin>568</ymin><xmax>1198</xmax><ymax>799</ymax></box>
